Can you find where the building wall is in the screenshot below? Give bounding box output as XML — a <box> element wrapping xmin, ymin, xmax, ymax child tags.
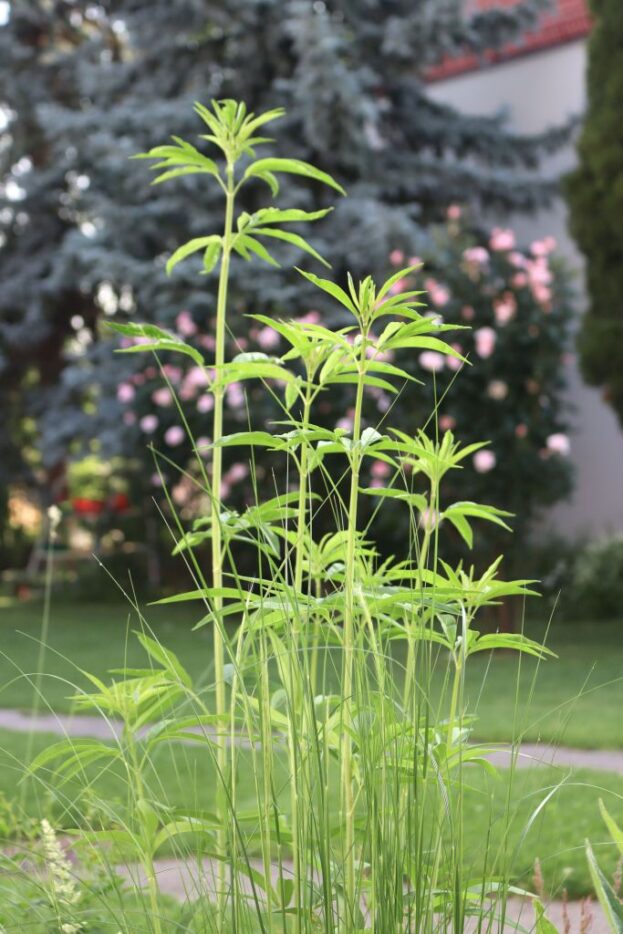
<box><xmin>428</xmin><ymin>41</ymin><xmax>623</xmax><ymax>540</ymax></box>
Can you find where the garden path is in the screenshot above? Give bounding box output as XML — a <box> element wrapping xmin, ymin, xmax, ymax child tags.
<box><xmin>1</xmin><ymin>707</ymin><xmax>622</xmax><ymax>774</ymax></box>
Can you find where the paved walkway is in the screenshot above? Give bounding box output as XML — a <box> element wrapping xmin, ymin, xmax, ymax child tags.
<box><xmin>2</xmin><ymin>708</ymin><xmax>623</xmax><ymax>774</ymax></box>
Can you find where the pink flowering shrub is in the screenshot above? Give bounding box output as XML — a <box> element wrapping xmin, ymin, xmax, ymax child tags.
<box><xmin>114</xmin><ymin>212</ymin><xmax>574</xmax><ymax>564</ymax></box>
<box><xmin>370</xmin><ymin>211</ymin><xmax>574</xmax><ymax>558</ymax></box>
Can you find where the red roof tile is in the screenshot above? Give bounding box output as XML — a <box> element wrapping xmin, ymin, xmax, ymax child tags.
<box><xmin>427</xmin><ymin>0</ymin><xmax>591</xmax><ymax>82</ymax></box>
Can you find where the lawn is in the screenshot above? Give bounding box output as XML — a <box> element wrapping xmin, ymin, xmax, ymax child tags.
<box><xmin>0</xmin><ymin>725</ymin><xmax>619</xmax><ymax>899</ymax></box>
<box><xmin>1</xmin><ymin>598</ymin><xmax>621</xmax><ymax>749</ymax></box>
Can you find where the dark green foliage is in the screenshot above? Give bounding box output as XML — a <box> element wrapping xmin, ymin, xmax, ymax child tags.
<box><xmin>565</xmin><ymin>0</ymin><xmax>623</xmax><ymax>425</ymax></box>
<box><xmin>0</xmin><ymin>0</ymin><xmax>569</xmax><ymax>554</ymax></box>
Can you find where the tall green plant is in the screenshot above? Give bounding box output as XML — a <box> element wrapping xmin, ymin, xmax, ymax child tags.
<box><xmin>33</xmin><ymin>100</ymin><xmax>559</xmax><ymax>933</ymax></box>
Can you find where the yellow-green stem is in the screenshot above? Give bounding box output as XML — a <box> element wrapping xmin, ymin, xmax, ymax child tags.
<box><xmin>212</xmin><ymin>160</ymin><xmax>235</xmax><ymax>921</ymax></box>
<box><xmin>341</xmin><ymin>340</ymin><xmax>367</xmax><ymax>916</ymax></box>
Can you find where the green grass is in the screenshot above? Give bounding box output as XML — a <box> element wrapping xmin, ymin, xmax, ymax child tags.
<box><xmin>0</xmin><ymin>726</ymin><xmax>619</xmax><ymax>899</ymax></box>
<box><xmin>1</xmin><ymin>598</ymin><xmax>622</xmax><ymax>749</ymax></box>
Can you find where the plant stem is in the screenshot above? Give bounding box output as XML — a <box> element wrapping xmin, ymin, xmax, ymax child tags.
<box><xmin>212</xmin><ymin>158</ymin><xmax>235</xmax><ymax>921</ymax></box>
<box><xmin>341</xmin><ymin>338</ymin><xmax>367</xmax><ymax>918</ymax></box>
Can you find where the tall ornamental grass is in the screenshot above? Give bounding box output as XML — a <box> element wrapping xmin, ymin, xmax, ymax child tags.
<box><xmin>21</xmin><ymin>100</ymin><xmax>561</xmax><ymax>933</ymax></box>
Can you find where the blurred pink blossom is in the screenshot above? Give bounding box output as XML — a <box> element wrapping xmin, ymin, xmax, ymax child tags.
<box><xmin>388</xmin><ymin>277</ymin><xmax>408</xmax><ymax>296</ymax></box>
<box><xmin>226</xmin><ymin>463</ymin><xmax>249</xmax><ymax>484</ymax></box>
<box><xmin>473</xmin><ymin>449</ymin><xmax>496</xmax><ymax>473</ymax></box>
<box><xmin>371</xmin><ymin>460</ymin><xmax>391</xmax><ymax>479</ymax></box>
<box><xmin>446</xmin><ymin>344</ymin><xmax>463</xmax><ymax>371</ymax></box>
<box><xmin>447</xmin><ymin>204</ymin><xmax>462</xmax><ymax>220</ymax></box>
<box><xmin>257</xmin><ymin>326</ymin><xmax>280</xmax><ymax>350</ymax></box>
<box><xmin>186</xmin><ymin>366</ymin><xmax>209</xmax><ymax>389</ymax></box>
<box><xmin>197</xmin><ymin>394</ymin><xmax>214</xmax><ymax>414</ymax></box>
<box><xmin>164</xmin><ymin>425</ymin><xmax>185</xmax><ymax>446</ymax></box>
<box><xmin>463</xmin><ymin>246</ymin><xmax>489</xmax><ymax>266</ymax></box>
<box><xmin>512</xmin><ymin>272</ymin><xmax>529</xmax><ymax>288</ymax></box>
<box><xmin>439</xmin><ymin>414</ymin><xmax>456</xmax><ymax>432</ymax></box>
<box><xmin>531</xmin><ymin>236</ymin><xmax>557</xmax><ymax>257</ymax></box>
<box><xmin>494</xmin><ymin>293</ymin><xmax>517</xmax><ymax>326</ymax></box>
<box><xmin>200</xmin><ymin>334</ymin><xmax>216</xmax><ymax>351</ymax></box>
<box><xmin>176</xmin><ymin>310</ymin><xmax>197</xmax><ymax>337</ymax></box>
<box><xmin>508</xmin><ymin>251</ymin><xmax>527</xmax><ymax>268</ymax></box>
<box><xmin>123</xmin><ymin>411</ymin><xmax>136</xmax><ymax>426</ymax></box>
<box><xmin>546</xmin><ymin>433</ymin><xmax>570</xmax><ymax>456</ymax></box>
<box><xmin>425</xmin><ymin>278</ymin><xmax>450</xmax><ymax>307</ymax></box>
<box><xmin>162</xmin><ymin>364</ymin><xmax>182</xmax><ymax>384</ymax></box>
<box><xmin>140</xmin><ymin>414</ymin><xmax>158</xmax><ymax>433</ymax></box>
<box><xmin>515</xmin><ymin>423</ymin><xmax>528</xmax><ymax>439</ymax></box>
<box><xmin>226</xmin><ymin>382</ymin><xmax>245</xmax><ymax>408</ymax></box>
<box><xmin>389</xmin><ymin>249</ymin><xmax>405</xmax><ymax>266</ymax></box>
<box><xmin>151</xmin><ymin>473</ymin><xmax>163</xmax><ymax>487</ymax></box>
<box><xmin>461</xmin><ymin>305</ymin><xmax>475</xmax><ymax>321</ymax></box>
<box><xmin>474</xmin><ymin>327</ymin><xmax>496</xmax><ymax>359</ymax></box>
<box><xmin>408</xmin><ymin>255</ymin><xmax>422</xmax><ymax>267</ymax></box>
<box><xmin>298</xmin><ymin>310</ymin><xmax>321</xmax><ymax>324</ymax></box>
<box><xmin>419</xmin><ymin>507</ymin><xmax>439</xmax><ymax>531</ymax></box>
<box><xmin>152</xmin><ymin>387</ymin><xmax>173</xmax><ymax>407</ymax></box>
<box><xmin>419</xmin><ymin>351</ymin><xmax>445</xmax><ymax>372</ymax></box>
<box><xmin>117</xmin><ymin>383</ymin><xmax>135</xmax><ymax>403</ymax></box>
<box><xmin>489</xmin><ymin>228</ymin><xmax>515</xmax><ymax>251</ymax></box>
<box><xmin>196</xmin><ymin>436</ymin><xmax>210</xmax><ymax>454</ymax></box>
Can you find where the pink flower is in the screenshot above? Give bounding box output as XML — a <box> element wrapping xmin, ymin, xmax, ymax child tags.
<box><xmin>388</xmin><ymin>277</ymin><xmax>408</xmax><ymax>296</ymax></box>
<box><xmin>185</xmin><ymin>365</ymin><xmax>209</xmax><ymax>388</ymax></box>
<box><xmin>515</xmin><ymin>424</ymin><xmax>528</xmax><ymax>439</ymax></box>
<box><xmin>176</xmin><ymin>310</ymin><xmax>197</xmax><ymax>337</ymax></box>
<box><xmin>461</xmin><ymin>305</ymin><xmax>475</xmax><ymax>321</ymax></box>
<box><xmin>532</xmin><ymin>283</ymin><xmax>552</xmax><ymax>306</ymax></box>
<box><xmin>447</xmin><ymin>204</ymin><xmax>462</xmax><ymax>220</ymax></box>
<box><xmin>117</xmin><ymin>382</ymin><xmax>135</xmax><ymax>403</ymax></box>
<box><xmin>162</xmin><ymin>364</ymin><xmax>182</xmax><ymax>384</ymax></box>
<box><xmin>439</xmin><ymin>414</ymin><xmax>456</xmax><ymax>432</ymax></box>
<box><xmin>463</xmin><ymin>246</ymin><xmax>489</xmax><ymax>266</ymax></box>
<box><xmin>371</xmin><ymin>460</ymin><xmax>391</xmax><ymax>479</ymax></box>
<box><xmin>546</xmin><ymin>433</ymin><xmax>570</xmax><ymax>456</ymax></box>
<box><xmin>446</xmin><ymin>344</ymin><xmax>463</xmax><ymax>372</ymax></box>
<box><xmin>336</xmin><ymin>409</ymin><xmax>355</xmax><ymax>432</ymax></box>
<box><xmin>487</xmin><ymin>380</ymin><xmax>508</xmax><ymax>400</ymax></box>
<box><xmin>419</xmin><ymin>351</ymin><xmax>445</xmax><ymax>372</ymax></box>
<box><xmin>508</xmin><ymin>251</ymin><xmax>527</xmax><ymax>269</ymax></box>
<box><xmin>531</xmin><ymin>236</ymin><xmax>557</xmax><ymax>257</ymax></box>
<box><xmin>123</xmin><ymin>411</ymin><xmax>136</xmax><ymax>426</ymax></box>
<box><xmin>151</xmin><ymin>473</ymin><xmax>163</xmax><ymax>487</ymax></box>
<box><xmin>489</xmin><ymin>227</ymin><xmax>515</xmax><ymax>251</ymax></box>
<box><xmin>164</xmin><ymin>425</ymin><xmax>185</xmax><ymax>447</ymax></box>
<box><xmin>225</xmin><ymin>462</ymin><xmax>249</xmax><ymax>484</ymax></box>
<box><xmin>152</xmin><ymin>387</ymin><xmax>173</xmax><ymax>407</ymax></box>
<box><xmin>389</xmin><ymin>249</ymin><xmax>405</xmax><ymax>266</ymax></box>
<box><xmin>512</xmin><ymin>272</ymin><xmax>529</xmax><ymax>289</ymax></box>
<box><xmin>408</xmin><ymin>255</ymin><xmax>422</xmax><ymax>267</ymax></box>
<box><xmin>425</xmin><ymin>278</ymin><xmax>450</xmax><ymax>307</ymax></box>
<box><xmin>145</xmin><ymin>367</ymin><xmax>158</xmax><ymax>379</ymax></box>
<box><xmin>474</xmin><ymin>327</ymin><xmax>496</xmax><ymax>359</ymax></box>
<box><xmin>197</xmin><ymin>393</ymin><xmax>214</xmax><ymax>414</ymax></box>
<box><xmin>473</xmin><ymin>449</ymin><xmax>496</xmax><ymax>473</ymax></box>
<box><xmin>140</xmin><ymin>414</ymin><xmax>158</xmax><ymax>433</ymax></box>
<box><xmin>226</xmin><ymin>382</ymin><xmax>245</xmax><ymax>408</ymax></box>
<box><xmin>200</xmin><ymin>334</ymin><xmax>216</xmax><ymax>351</ymax></box>
<box><xmin>297</xmin><ymin>310</ymin><xmax>321</xmax><ymax>324</ymax></box>
<box><xmin>494</xmin><ymin>293</ymin><xmax>517</xmax><ymax>326</ymax></box>
<box><xmin>256</xmin><ymin>326</ymin><xmax>280</xmax><ymax>351</ymax></box>
<box><xmin>196</xmin><ymin>436</ymin><xmax>210</xmax><ymax>454</ymax></box>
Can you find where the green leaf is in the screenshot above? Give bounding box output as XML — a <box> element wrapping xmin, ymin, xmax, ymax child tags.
<box><xmin>533</xmin><ymin>900</ymin><xmax>559</xmax><ymax>934</ymax></box>
<box><xmin>253</xmin><ymin>170</ymin><xmax>279</xmax><ymax>196</ymax></box>
<box><xmin>107</xmin><ymin>322</ymin><xmax>205</xmax><ymax>366</ymax></box>
<box><xmin>586</xmin><ymin>841</ymin><xmax>623</xmax><ymax>932</ymax></box>
<box><xmin>166</xmin><ymin>236</ymin><xmax>222</xmax><ymax>275</ymax></box>
<box><xmin>296</xmin><ymin>269</ymin><xmax>357</xmax><ymax>313</ymax></box>
<box><xmin>253</xmin><ymin>227</ymin><xmax>330</xmax><ymax>267</ymax></box>
<box><xmin>203</xmin><ymin>239</ymin><xmax>222</xmax><ymax>274</ymax></box>
<box><xmin>244</xmin><ymin>158</ymin><xmax>345</xmax><ymax>195</ymax></box>
<box><xmin>600</xmin><ymin>799</ymin><xmax>623</xmax><ymax>856</ymax></box>
<box><xmin>151</xmin><ymin>166</ymin><xmax>218</xmax><ymax>186</ymax></box>
<box><xmin>135</xmin><ymin>632</ymin><xmax>192</xmax><ymax>687</ymax></box>
<box><xmin>235</xmin><ymin>234</ymin><xmax>280</xmax><ymax>267</ymax></box>
<box><xmin>252</xmin><ymin>207</ymin><xmax>332</xmax><ymax>225</ymax></box>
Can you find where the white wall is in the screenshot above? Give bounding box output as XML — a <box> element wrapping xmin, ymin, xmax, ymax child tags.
<box><xmin>428</xmin><ymin>42</ymin><xmax>623</xmax><ymax>540</ymax></box>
